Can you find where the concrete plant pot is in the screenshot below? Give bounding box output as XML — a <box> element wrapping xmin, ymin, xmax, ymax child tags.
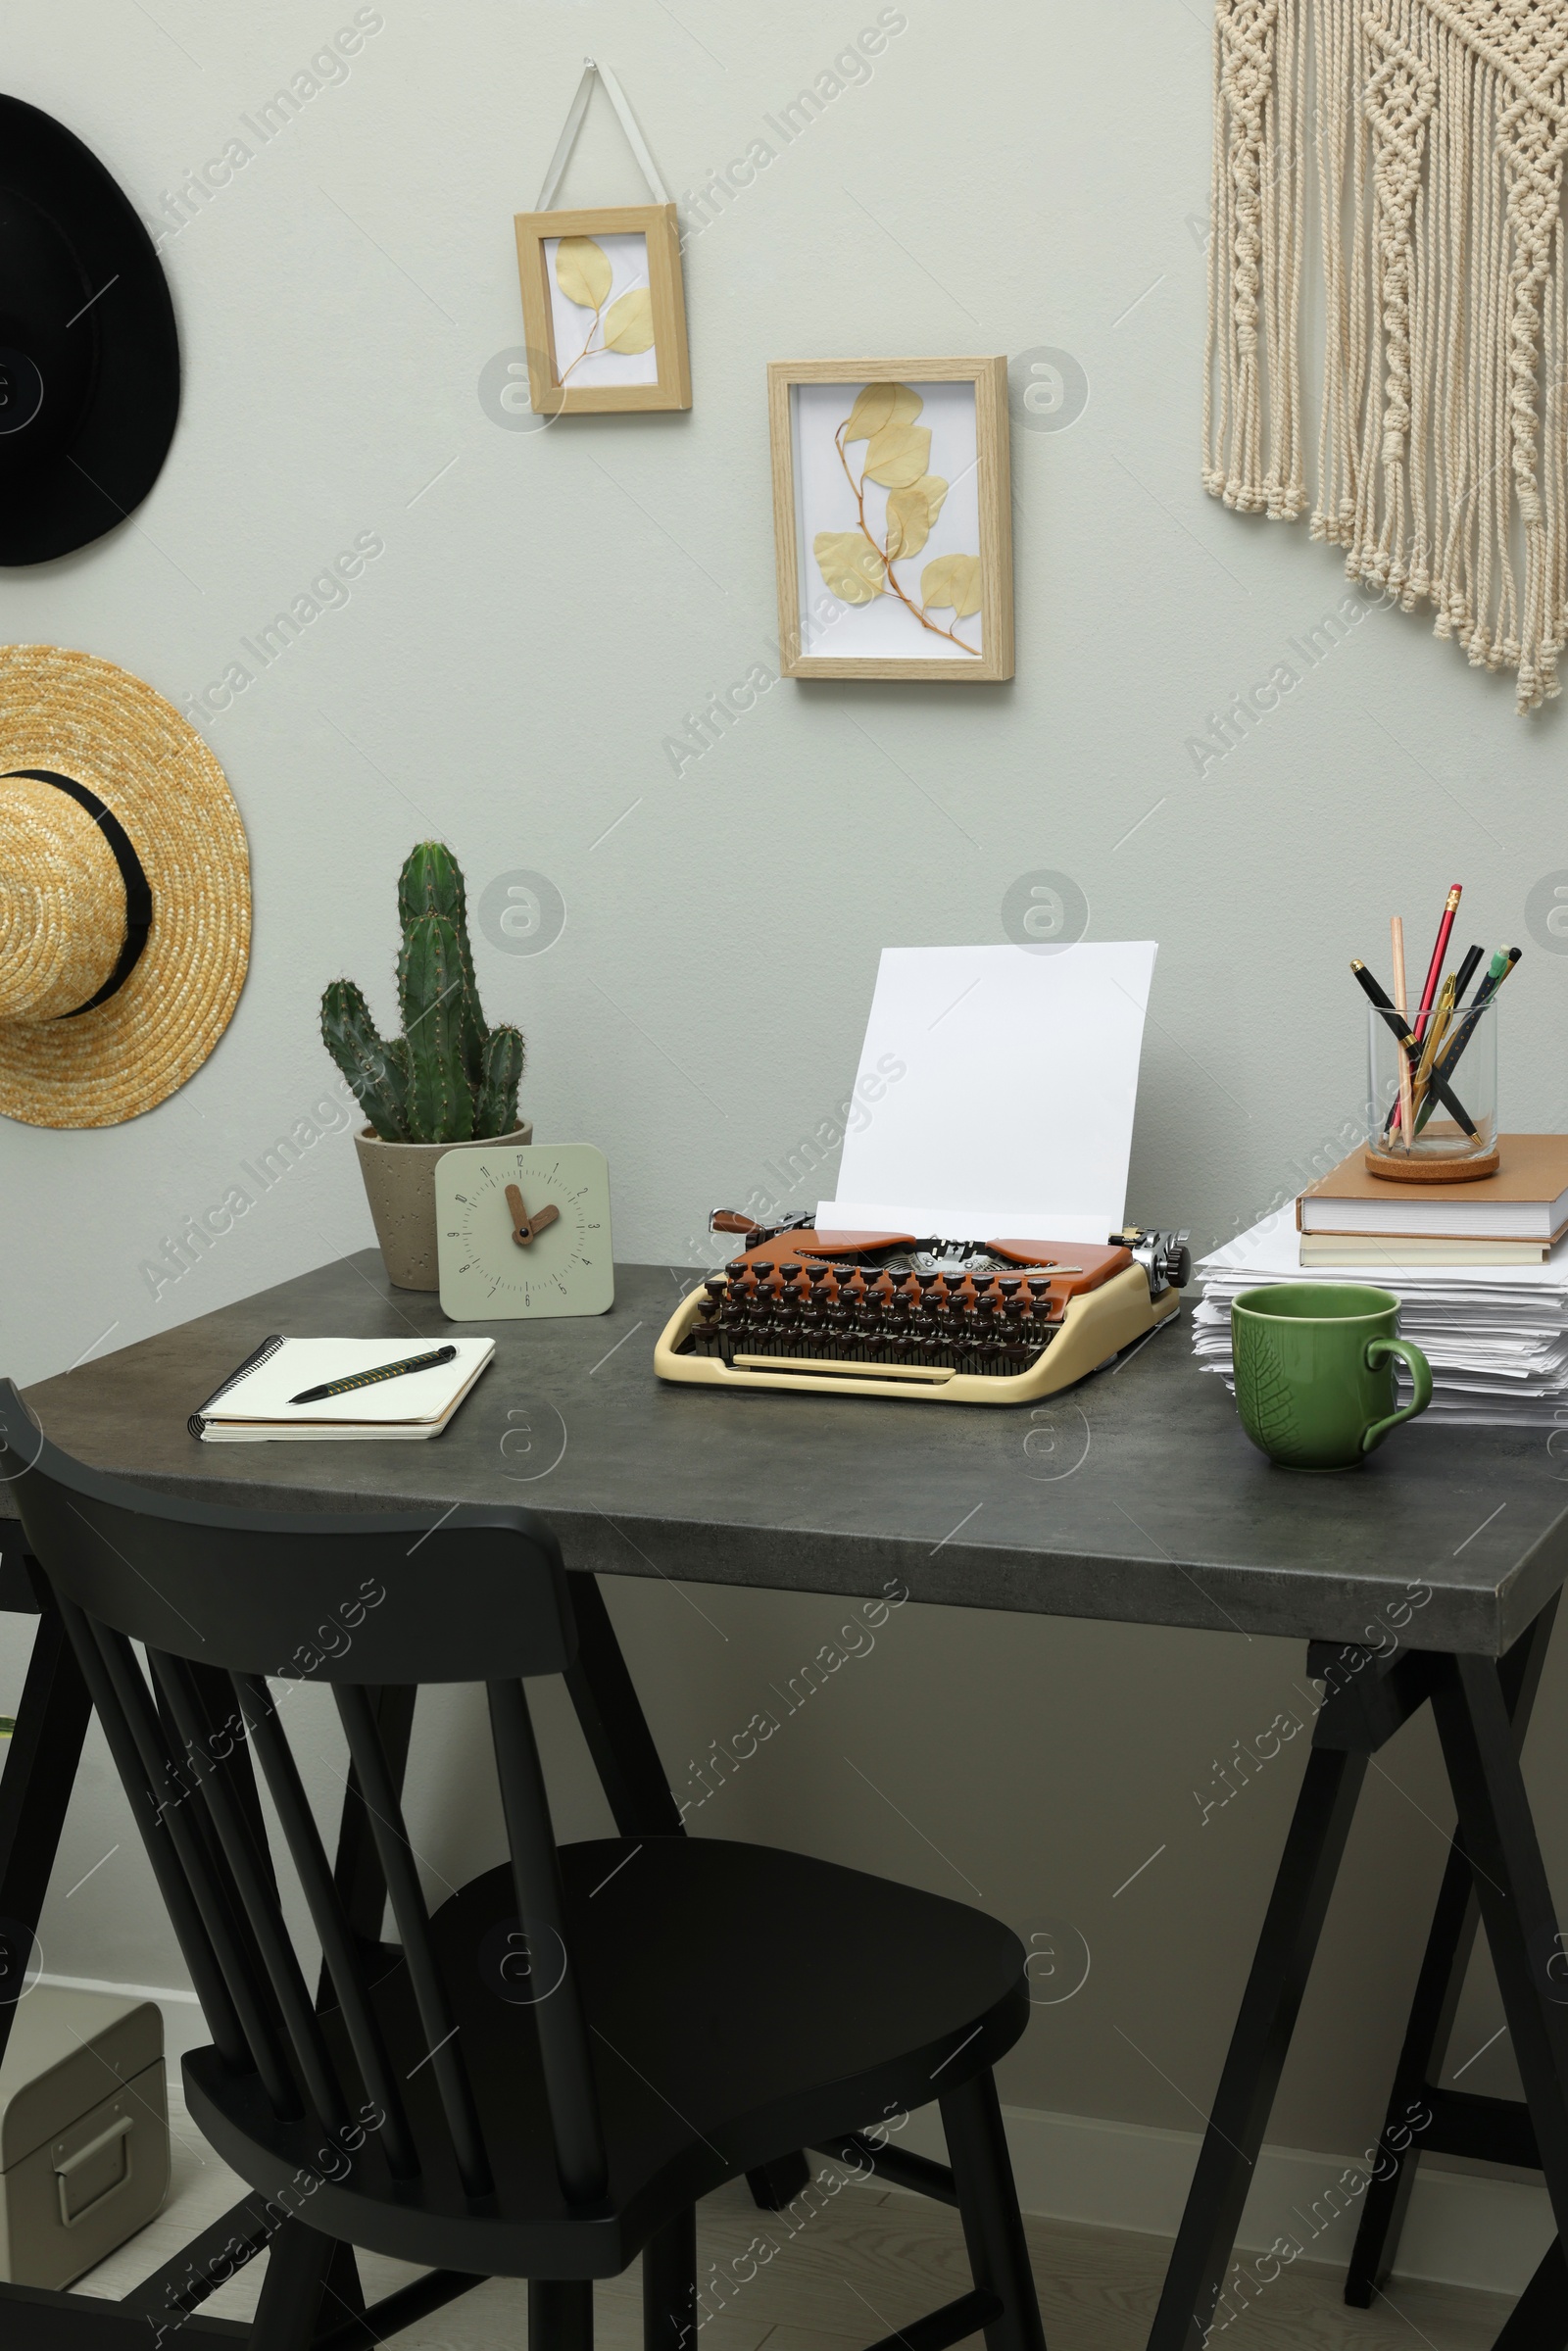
<box><xmin>354</xmin><ymin>1122</ymin><xmax>531</xmax><ymax>1291</ymax></box>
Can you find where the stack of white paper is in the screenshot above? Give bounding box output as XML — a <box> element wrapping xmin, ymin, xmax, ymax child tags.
<box><xmin>819</xmin><ymin>942</ymin><xmax>1157</xmax><ymax>1243</ymax></box>
<box><xmin>1194</xmin><ymin>1217</ymin><xmax>1568</xmax><ymax>1427</ymax></box>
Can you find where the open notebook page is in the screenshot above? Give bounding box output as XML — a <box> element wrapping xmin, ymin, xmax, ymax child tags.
<box><xmin>205</xmin><ymin>1338</ymin><xmax>495</xmax><ymax>1424</ymax></box>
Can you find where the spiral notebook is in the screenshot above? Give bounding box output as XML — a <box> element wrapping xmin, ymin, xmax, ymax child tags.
<box><xmin>188</xmin><ymin>1337</ymin><xmax>495</xmax><ymax>1442</ymax></box>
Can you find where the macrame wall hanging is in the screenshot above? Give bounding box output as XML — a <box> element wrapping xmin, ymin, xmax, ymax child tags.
<box><xmin>1206</xmin><ymin>0</ymin><xmax>1568</xmax><ymax>713</ymax></box>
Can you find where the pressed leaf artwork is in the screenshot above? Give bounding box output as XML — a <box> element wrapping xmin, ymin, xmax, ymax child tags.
<box><xmin>920</xmin><ymin>553</ymin><xmax>983</xmax><ymax>618</ymax></box>
<box><xmin>551</xmin><ymin>235</ymin><xmax>656</xmax><ymax>383</ymax></box>
<box><xmin>815</xmin><ymin>382</ymin><xmax>982</xmax><ymax>654</ymax></box>
<box><xmin>843</xmin><ymin>381</ymin><xmax>923</xmax><ymax>442</ymax></box>
<box><xmin>555</xmin><ymin>236</ymin><xmax>612</xmax><ymax>312</ymax></box>
<box><xmin>885</xmin><ymin>474</ymin><xmax>948</xmax><ymax>560</ymax></box>
<box><xmin>603</xmin><ymin>286</ymin><xmax>655</xmax><ymax>354</ymax></box>
<box><xmin>812</xmin><ymin>532</ymin><xmax>887</xmax><ymax>605</ymax></box>
<box><xmin>861</xmin><ymin>420</ymin><xmax>932</xmax><ymax>489</ymax></box>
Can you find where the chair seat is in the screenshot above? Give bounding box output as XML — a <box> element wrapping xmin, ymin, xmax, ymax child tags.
<box><xmin>184</xmin><ymin>1834</ymin><xmax>1028</xmax><ymax>2279</ymax></box>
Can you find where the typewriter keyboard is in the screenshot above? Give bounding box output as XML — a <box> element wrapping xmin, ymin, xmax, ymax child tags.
<box><xmin>679</xmin><ymin>1260</ymin><xmax>1064</xmax><ymax>1378</ymax></box>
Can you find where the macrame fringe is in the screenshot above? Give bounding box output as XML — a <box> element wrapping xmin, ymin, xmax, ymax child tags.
<box><xmin>1206</xmin><ymin>0</ymin><xmax>1568</xmax><ymax>713</ymax></box>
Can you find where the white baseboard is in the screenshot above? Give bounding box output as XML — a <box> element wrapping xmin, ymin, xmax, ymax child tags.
<box><xmin>896</xmin><ymin>2103</ymin><xmax>1547</xmax><ymax>2299</ymax></box>
<box><xmin>34</xmin><ymin>1974</ymin><xmax>1546</xmax><ymax>2299</ymax></box>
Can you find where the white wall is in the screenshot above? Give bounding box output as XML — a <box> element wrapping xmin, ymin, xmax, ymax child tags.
<box><xmin>5</xmin><ymin>0</ymin><xmax>1567</xmax><ymax>2194</ymax></box>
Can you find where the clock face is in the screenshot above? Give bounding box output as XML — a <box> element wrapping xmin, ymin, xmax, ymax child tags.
<box><xmin>434</xmin><ymin>1143</ymin><xmax>614</xmax><ymax>1320</ymax></box>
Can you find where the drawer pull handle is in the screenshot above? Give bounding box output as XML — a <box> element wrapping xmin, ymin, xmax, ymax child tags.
<box><xmin>55</xmin><ymin>2112</ymin><xmax>133</xmax><ymax>2228</ymax></box>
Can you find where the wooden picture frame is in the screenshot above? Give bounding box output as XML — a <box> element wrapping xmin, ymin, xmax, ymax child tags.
<box><xmin>514</xmin><ymin>203</ymin><xmax>691</xmax><ymax>415</ymax></box>
<box><xmin>767</xmin><ymin>357</ymin><xmax>1013</xmax><ymax>682</ymax></box>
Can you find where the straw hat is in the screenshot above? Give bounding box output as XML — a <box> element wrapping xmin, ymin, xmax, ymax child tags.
<box><xmin>0</xmin><ymin>95</ymin><xmax>180</xmax><ymax>565</ymax></box>
<box><xmin>0</xmin><ymin>646</ymin><xmax>250</xmax><ymax>1127</ymax></box>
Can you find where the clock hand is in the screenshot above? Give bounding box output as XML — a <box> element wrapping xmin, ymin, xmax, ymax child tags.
<box><xmin>505</xmin><ymin>1184</ymin><xmax>535</xmax><ymax>1248</ymax></box>
<box><xmin>505</xmin><ymin>1184</ymin><xmax>560</xmax><ymax>1248</ymax></box>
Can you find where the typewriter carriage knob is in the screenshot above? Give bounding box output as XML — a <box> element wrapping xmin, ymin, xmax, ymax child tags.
<box><xmin>1109</xmin><ymin>1227</ymin><xmax>1192</xmax><ymax>1298</ymax></box>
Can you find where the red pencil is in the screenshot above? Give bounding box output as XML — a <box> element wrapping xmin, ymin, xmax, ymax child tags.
<box><xmin>1412</xmin><ymin>884</ymin><xmax>1462</xmax><ymax>1041</ymax></box>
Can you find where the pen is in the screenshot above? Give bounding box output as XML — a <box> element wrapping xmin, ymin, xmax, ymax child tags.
<box><xmin>1349</xmin><ymin>961</ymin><xmax>1481</xmax><ymax>1142</ymax></box>
<box><xmin>1413</xmin><ymin>945</ymin><xmax>1520</xmax><ymax>1134</ymax></box>
<box><xmin>1413</xmin><ymin>973</ymin><xmax>1457</xmax><ymax>1099</ymax></box>
<box><xmin>1450</xmin><ymin>943</ymin><xmax>1484</xmax><ymax>1005</ymax></box>
<box><xmin>289</xmin><ymin>1345</ymin><xmax>458</xmax><ymax>1406</ymax></box>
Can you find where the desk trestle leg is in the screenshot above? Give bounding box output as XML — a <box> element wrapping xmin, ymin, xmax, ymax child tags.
<box><xmin>1346</xmin><ymin>1602</ymin><xmax>1555</xmax><ymax>2306</ymax></box>
<box><xmin>1490</xmin><ymin>2239</ymin><xmax>1568</xmax><ymax>2351</ymax></box>
<box><xmin>1149</xmin><ymin>1604</ymin><xmax>1568</xmax><ymax>2351</ymax></box>
<box><xmin>1432</xmin><ymin>1653</ymin><xmax>1568</xmax><ymax>2245</ymax></box>
<box><xmin>1147</xmin><ymin>1746</ymin><xmax>1368</xmax><ymax>2351</ymax></box>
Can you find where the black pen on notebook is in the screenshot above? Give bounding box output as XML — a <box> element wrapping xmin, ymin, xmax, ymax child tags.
<box><xmin>289</xmin><ymin>1346</ymin><xmax>458</xmax><ymax>1406</ymax></box>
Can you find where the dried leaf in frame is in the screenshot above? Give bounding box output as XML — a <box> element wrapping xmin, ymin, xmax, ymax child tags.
<box><xmin>920</xmin><ymin>553</ymin><xmax>983</xmax><ymax>618</ymax></box>
<box><xmin>814</xmin><ymin>531</ymin><xmax>887</xmax><ymax>605</ymax></box>
<box><xmin>884</xmin><ymin>487</ymin><xmax>930</xmax><ymax>561</ymax></box>
<box><xmin>555</xmin><ymin>236</ymin><xmax>612</xmax><ymax>312</ymax></box>
<box><xmin>886</xmin><ymin>470</ymin><xmax>950</xmax><ymax>561</ymax></box>
<box><xmin>604</xmin><ymin>286</ymin><xmax>655</xmax><ymax>353</ymax></box>
<box><xmin>862</xmin><ymin>421</ymin><xmax>932</xmax><ymax>488</ymax></box>
<box><xmin>843</xmin><ymin>381</ymin><xmax>923</xmax><ymax>443</ymax></box>
<box><xmin>913</xmin><ymin>472</ymin><xmax>949</xmax><ymax>528</ymax></box>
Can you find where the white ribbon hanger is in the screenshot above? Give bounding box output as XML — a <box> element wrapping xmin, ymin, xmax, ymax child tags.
<box><xmin>536</xmin><ymin>59</ymin><xmax>671</xmax><ymax>210</ymax></box>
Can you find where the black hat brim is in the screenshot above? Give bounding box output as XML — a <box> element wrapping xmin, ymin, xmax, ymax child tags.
<box><xmin>0</xmin><ymin>95</ymin><xmax>179</xmax><ymax>566</ymax></box>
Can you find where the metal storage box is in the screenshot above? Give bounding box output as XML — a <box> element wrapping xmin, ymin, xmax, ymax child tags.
<box><xmin>0</xmin><ymin>1986</ymin><xmax>169</xmax><ymax>2289</ymax></box>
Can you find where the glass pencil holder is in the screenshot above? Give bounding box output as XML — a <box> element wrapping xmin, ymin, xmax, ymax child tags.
<box><xmin>1365</xmin><ymin>997</ymin><xmax>1497</xmax><ymax>1181</ymax></box>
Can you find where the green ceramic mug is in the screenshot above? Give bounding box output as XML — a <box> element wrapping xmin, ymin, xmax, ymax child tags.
<box><xmin>1231</xmin><ymin>1284</ymin><xmax>1433</xmax><ymax>1471</ymax></box>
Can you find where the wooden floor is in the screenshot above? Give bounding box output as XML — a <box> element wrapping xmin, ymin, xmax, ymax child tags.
<box><xmin>76</xmin><ymin>2095</ymin><xmax>1516</xmax><ymax>2351</ymax></box>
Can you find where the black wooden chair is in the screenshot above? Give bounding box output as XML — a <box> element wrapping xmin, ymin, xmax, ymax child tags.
<box><xmin>0</xmin><ymin>1384</ymin><xmax>1047</xmax><ymax>2351</ymax></box>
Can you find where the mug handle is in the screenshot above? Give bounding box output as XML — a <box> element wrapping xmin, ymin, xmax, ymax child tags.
<box><xmin>1361</xmin><ymin>1337</ymin><xmax>1433</xmax><ymax>1453</ymax></box>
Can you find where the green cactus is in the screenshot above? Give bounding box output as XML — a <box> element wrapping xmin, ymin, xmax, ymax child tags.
<box><xmin>399</xmin><ymin>912</ymin><xmax>474</xmax><ymax>1143</ymax></box>
<box><xmin>474</xmin><ymin>1024</ymin><xmax>526</xmax><ymax>1138</ymax></box>
<box><xmin>318</xmin><ymin>842</ymin><xmax>525</xmax><ymax>1146</ymax></box>
<box><xmin>319</xmin><ymin>980</ymin><xmax>408</xmax><ymax>1141</ymax></box>
<box><xmin>397</xmin><ymin>841</ymin><xmax>486</xmax><ymax>1084</ymax></box>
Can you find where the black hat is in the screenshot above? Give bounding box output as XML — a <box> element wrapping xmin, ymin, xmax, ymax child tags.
<box><xmin>0</xmin><ymin>95</ymin><xmax>179</xmax><ymax>566</ymax></box>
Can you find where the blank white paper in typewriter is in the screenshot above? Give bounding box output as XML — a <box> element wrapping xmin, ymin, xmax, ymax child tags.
<box><xmin>821</xmin><ymin>941</ymin><xmax>1157</xmax><ymax>1246</ymax></box>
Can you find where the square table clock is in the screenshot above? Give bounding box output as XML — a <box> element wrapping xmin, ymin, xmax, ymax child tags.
<box><xmin>434</xmin><ymin>1144</ymin><xmax>613</xmax><ymax>1320</ymax></box>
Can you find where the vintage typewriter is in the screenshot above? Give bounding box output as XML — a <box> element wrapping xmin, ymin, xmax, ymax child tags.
<box><xmin>653</xmin><ymin>1211</ymin><xmax>1190</xmax><ymax>1405</ymax></box>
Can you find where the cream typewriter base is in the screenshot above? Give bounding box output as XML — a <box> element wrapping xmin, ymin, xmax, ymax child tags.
<box><xmin>653</xmin><ymin>1264</ymin><xmax>1180</xmax><ymax>1405</ymax></box>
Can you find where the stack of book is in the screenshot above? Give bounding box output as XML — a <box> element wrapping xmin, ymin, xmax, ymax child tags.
<box><xmin>1297</xmin><ymin>1134</ymin><xmax>1568</xmax><ymax>1266</ymax></box>
<box><xmin>1193</xmin><ymin>1137</ymin><xmax>1568</xmax><ymax>1426</ymax></box>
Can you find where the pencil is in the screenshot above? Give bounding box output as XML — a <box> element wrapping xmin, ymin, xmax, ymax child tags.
<box><xmin>1391</xmin><ymin>916</ymin><xmax>1416</xmax><ymax>1145</ymax></box>
<box><xmin>1412</xmin><ymin>884</ymin><xmax>1462</xmax><ymax>1041</ymax></box>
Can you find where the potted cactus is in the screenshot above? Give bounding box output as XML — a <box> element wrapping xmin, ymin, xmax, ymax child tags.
<box><xmin>321</xmin><ymin>842</ymin><xmax>529</xmax><ymax>1289</ymax></box>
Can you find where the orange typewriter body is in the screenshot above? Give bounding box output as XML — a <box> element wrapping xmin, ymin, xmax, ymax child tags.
<box><xmin>652</xmin><ymin>1216</ymin><xmax>1186</xmax><ymax>1406</ymax></box>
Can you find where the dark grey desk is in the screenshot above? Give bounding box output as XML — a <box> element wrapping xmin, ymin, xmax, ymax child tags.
<box><xmin>6</xmin><ymin>1252</ymin><xmax>1568</xmax><ymax>2351</ymax></box>
<box><xmin>6</xmin><ymin>1255</ymin><xmax>1565</xmax><ymax>1656</ymax></box>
